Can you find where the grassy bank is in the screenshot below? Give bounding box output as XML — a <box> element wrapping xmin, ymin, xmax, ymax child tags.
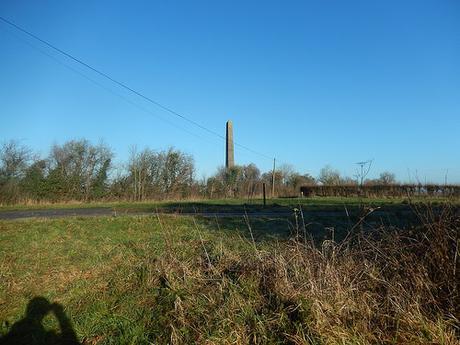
<box><xmin>0</xmin><ymin>210</ymin><xmax>458</xmax><ymax>344</ymax></box>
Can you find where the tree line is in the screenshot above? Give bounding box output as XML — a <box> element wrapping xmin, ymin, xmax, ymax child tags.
<box><xmin>0</xmin><ymin>139</ymin><xmax>414</xmax><ymax>204</ymax></box>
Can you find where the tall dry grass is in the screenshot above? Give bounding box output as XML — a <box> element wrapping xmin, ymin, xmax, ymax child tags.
<box><xmin>145</xmin><ymin>207</ymin><xmax>459</xmax><ymax>344</ymax></box>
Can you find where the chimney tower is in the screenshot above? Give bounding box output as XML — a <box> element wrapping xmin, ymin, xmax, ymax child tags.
<box><xmin>225</xmin><ymin>120</ymin><xmax>234</xmax><ymax>168</ymax></box>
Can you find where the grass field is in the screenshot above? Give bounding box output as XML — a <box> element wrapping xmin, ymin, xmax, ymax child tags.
<box><xmin>0</xmin><ymin>202</ymin><xmax>458</xmax><ymax>344</ymax></box>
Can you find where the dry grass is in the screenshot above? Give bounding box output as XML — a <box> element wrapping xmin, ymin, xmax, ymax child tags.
<box><xmin>0</xmin><ymin>206</ymin><xmax>458</xmax><ymax>344</ymax></box>
<box><xmin>146</xmin><ymin>207</ymin><xmax>459</xmax><ymax>344</ymax></box>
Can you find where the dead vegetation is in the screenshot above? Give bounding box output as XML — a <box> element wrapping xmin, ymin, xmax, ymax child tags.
<box><xmin>0</xmin><ymin>206</ymin><xmax>458</xmax><ymax>344</ymax></box>
<box><xmin>145</xmin><ymin>207</ymin><xmax>459</xmax><ymax>344</ymax></box>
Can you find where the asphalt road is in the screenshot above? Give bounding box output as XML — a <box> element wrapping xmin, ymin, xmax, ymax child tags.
<box><xmin>0</xmin><ymin>207</ymin><xmax>115</xmax><ymax>220</ymax></box>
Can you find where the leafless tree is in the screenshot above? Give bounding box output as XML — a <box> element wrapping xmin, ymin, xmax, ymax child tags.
<box><xmin>128</xmin><ymin>147</ymin><xmax>195</xmax><ymax>200</ymax></box>
<box><xmin>49</xmin><ymin>139</ymin><xmax>112</xmax><ymax>200</ymax></box>
<box><xmin>0</xmin><ymin>140</ymin><xmax>32</xmax><ymax>203</ymax></box>
<box><xmin>0</xmin><ymin>140</ymin><xmax>31</xmax><ymax>181</ymax></box>
<box><xmin>354</xmin><ymin>160</ymin><xmax>373</xmax><ymax>186</ymax></box>
<box><xmin>378</xmin><ymin>171</ymin><xmax>396</xmax><ymax>185</ymax></box>
<box><xmin>318</xmin><ymin>165</ymin><xmax>341</xmax><ymax>185</ymax></box>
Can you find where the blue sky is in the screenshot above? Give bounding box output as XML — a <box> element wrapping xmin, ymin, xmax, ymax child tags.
<box><xmin>1</xmin><ymin>1</ymin><xmax>459</xmax><ymax>183</ymax></box>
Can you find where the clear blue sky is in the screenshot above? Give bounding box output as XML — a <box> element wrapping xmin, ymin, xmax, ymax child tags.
<box><xmin>1</xmin><ymin>1</ymin><xmax>459</xmax><ymax>183</ymax></box>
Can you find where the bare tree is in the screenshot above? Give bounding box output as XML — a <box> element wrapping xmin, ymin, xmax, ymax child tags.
<box><xmin>354</xmin><ymin>160</ymin><xmax>373</xmax><ymax>187</ymax></box>
<box><xmin>0</xmin><ymin>140</ymin><xmax>31</xmax><ymax>181</ymax></box>
<box><xmin>48</xmin><ymin>139</ymin><xmax>112</xmax><ymax>200</ymax></box>
<box><xmin>378</xmin><ymin>171</ymin><xmax>396</xmax><ymax>185</ymax></box>
<box><xmin>0</xmin><ymin>140</ymin><xmax>32</xmax><ymax>203</ymax></box>
<box><xmin>161</xmin><ymin>148</ymin><xmax>194</xmax><ymax>197</ymax></box>
<box><xmin>287</xmin><ymin>173</ymin><xmax>316</xmax><ymax>191</ymax></box>
<box><xmin>128</xmin><ymin>147</ymin><xmax>195</xmax><ymax>200</ymax></box>
<box><xmin>318</xmin><ymin>165</ymin><xmax>341</xmax><ymax>185</ymax></box>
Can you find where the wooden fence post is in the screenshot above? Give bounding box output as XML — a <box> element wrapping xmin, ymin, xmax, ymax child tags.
<box><xmin>263</xmin><ymin>183</ymin><xmax>266</xmax><ymax>207</ymax></box>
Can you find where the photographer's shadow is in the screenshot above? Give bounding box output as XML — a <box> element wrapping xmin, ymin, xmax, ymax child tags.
<box><xmin>0</xmin><ymin>296</ymin><xmax>80</xmax><ymax>345</ymax></box>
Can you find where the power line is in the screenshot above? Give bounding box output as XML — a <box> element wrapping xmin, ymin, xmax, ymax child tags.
<box><xmin>0</xmin><ymin>16</ymin><xmax>273</xmax><ymax>161</ymax></box>
<box><xmin>0</xmin><ymin>24</ymin><xmax>220</xmax><ymax>147</ymax></box>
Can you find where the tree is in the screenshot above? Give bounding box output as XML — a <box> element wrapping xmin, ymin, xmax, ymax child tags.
<box><xmin>46</xmin><ymin>140</ymin><xmax>113</xmax><ymax>200</ymax></box>
<box><xmin>91</xmin><ymin>158</ymin><xmax>111</xmax><ymax>199</ymax></box>
<box><xmin>278</xmin><ymin>164</ymin><xmax>295</xmax><ymax>185</ymax></box>
<box><xmin>161</xmin><ymin>148</ymin><xmax>195</xmax><ymax>197</ymax></box>
<box><xmin>318</xmin><ymin>165</ymin><xmax>341</xmax><ymax>185</ymax></box>
<box><xmin>354</xmin><ymin>160</ymin><xmax>373</xmax><ymax>187</ymax></box>
<box><xmin>207</xmin><ymin>165</ymin><xmax>256</xmax><ymax>198</ymax></box>
<box><xmin>128</xmin><ymin>146</ymin><xmax>195</xmax><ymax>200</ymax></box>
<box><xmin>341</xmin><ymin>176</ymin><xmax>357</xmax><ymax>185</ymax></box>
<box><xmin>128</xmin><ymin>147</ymin><xmax>157</xmax><ymax>201</ymax></box>
<box><xmin>242</xmin><ymin>164</ymin><xmax>260</xmax><ymax>182</ymax></box>
<box><xmin>287</xmin><ymin>173</ymin><xmax>316</xmax><ymax>190</ymax></box>
<box><xmin>240</xmin><ymin>164</ymin><xmax>261</xmax><ymax>199</ymax></box>
<box><xmin>378</xmin><ymin>171</ymin><xmax>396</xmax><ymax>185</ymax></box>
<box><xmin>0</xmin><ymin>140</ymin><xmax>32</xmax><ymax>203</ymax></box>
<box><xmin>20</xmin><ymin>159</ymin><xmax>47</xmax><ymax>200</ymax></box>
<box><xmin>0</xmin><ymin>140</ymin><xmax>31</xmax><ymax>181</ymax></box>
<box><xmin>215</xmin><ymin>166</ymin><xmax>243</xmax><ymax>197</ymax></box>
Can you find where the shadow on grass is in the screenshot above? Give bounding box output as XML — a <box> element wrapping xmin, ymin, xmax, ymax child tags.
<box><xmin>122</xmin><ymin>198</ymin><xmax>418</xmax><ymax>215</ymax></box>
<box><xmin>128</xmin><ymin>201</ymin><xmax>293</xmax><ymax>214</ymax></box>
<box><xmin>198</xmin><ymin>215</ymin><xmax>293</xmax><ymax>240</ymax></box>
<box><xmin>196</xmin><ymin>214</ymin><xmax>360</xmax><ymax>244</ymax></box>
<box><xmin>0</xmin><ymin>297</ymin><xmax>80</xmax><ymax>345</ymax></box>
<box><xmin>193</xmin><ymin>204</ymin><xmax>427</xmax><ymax>245</ymax></box>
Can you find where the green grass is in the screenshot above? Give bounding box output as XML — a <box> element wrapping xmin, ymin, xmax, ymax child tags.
<box><xmin>0</xmin><ymin>211</ymin><xmax>458</xmax><ymax>344</ymax></box>
<box><xmin>0</xmin><ymin>215</ymin><xmax>287</xmax><ymax>344</ymax></box>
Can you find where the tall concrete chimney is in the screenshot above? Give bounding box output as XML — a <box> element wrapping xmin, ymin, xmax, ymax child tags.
<box><xmin>225</xmin><ymin>120</ymin><xmax>234</xmax><ymax>168</ymax></box>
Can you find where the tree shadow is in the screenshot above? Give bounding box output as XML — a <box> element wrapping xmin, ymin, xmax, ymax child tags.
<box><xmin>194</xmin><ymin>205</ymin><xmax>425</xmax><ymax>245</ymax></box>
<box><xmin>155</xmin><ymin>201</ymin><xmax>288</xmax><ymax>214</ymax></box>
<box><xmin>0</xmin><ymin>297</ymin><xmax>80</xmax><ymax>345</ymax></box>
<box><xmin>196</xmin><ymin>215</ymin><xmax>291</xmax><ymax>240</ymax></box>
<box><xmin>141</xmin><ymin>199</ymin><xmax>415</xmax><ymax>214</ymax></box>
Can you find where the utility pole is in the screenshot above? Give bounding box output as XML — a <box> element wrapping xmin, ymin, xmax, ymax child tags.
<box><xmin>271</xmin><ymin>157</ymin><xmax>276</xmax><ymax>198</ymax></box>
